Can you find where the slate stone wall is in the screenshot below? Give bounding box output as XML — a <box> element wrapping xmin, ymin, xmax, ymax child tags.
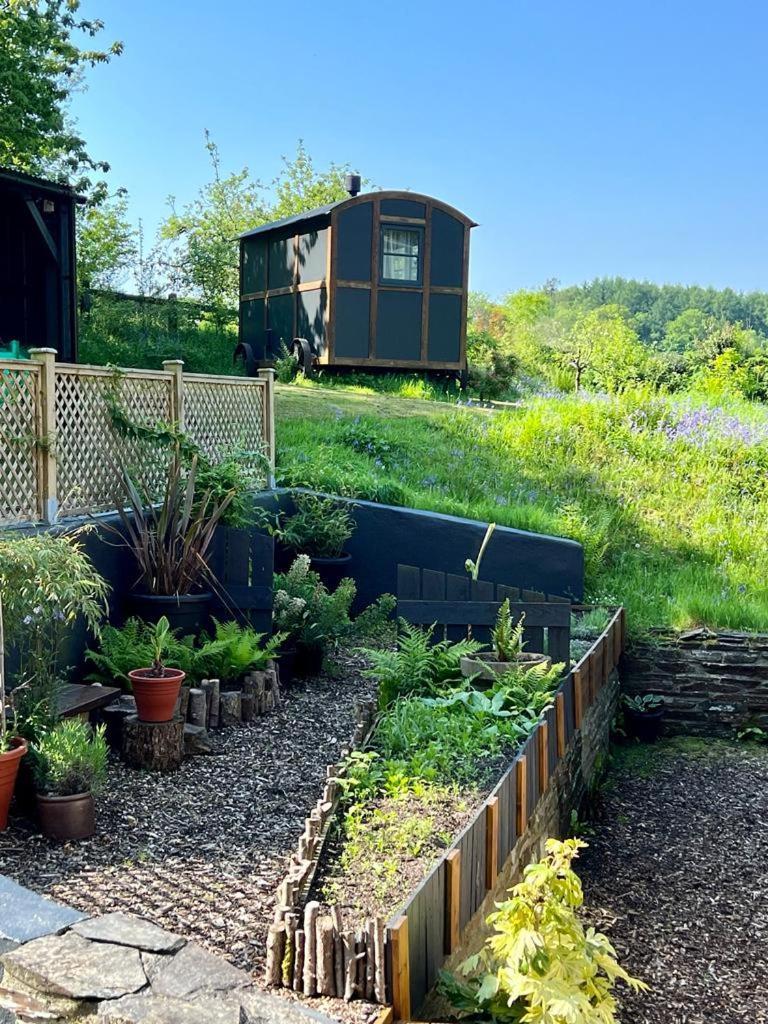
<box><xmin>622</xmin><ymin>629</ymin><xmax>768</xmax><ymax>736</ymax></box>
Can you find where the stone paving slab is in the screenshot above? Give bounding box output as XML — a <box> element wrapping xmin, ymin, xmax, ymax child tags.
<box><xmin>71</xmin><ymin>913</ymin><xmax>185</xmax><ymax>954</ymax></box>
<box><xmin>148</xmin><ymin>942</ymin><xmax>248</xmax><ymax>999</ymax></box>
<box><xmin>0</xmin><ymin>875</ymin><xmax>85</xmax><ymax>944</ymax></box>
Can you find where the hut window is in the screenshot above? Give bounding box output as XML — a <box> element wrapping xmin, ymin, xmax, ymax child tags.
<box><xmin>380</xmin><ymin>226</ymin><xmax>422</xmax><ymax>285</ymax></box>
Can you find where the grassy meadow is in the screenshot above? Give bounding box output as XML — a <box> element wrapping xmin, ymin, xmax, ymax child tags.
<box><xmin>276</xmin><ymin>381</ymin><xmax>768</xmax><ymax>635</ymax></box>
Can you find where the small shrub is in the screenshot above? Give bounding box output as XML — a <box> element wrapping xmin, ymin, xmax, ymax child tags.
<box><xmin>274</xmin><ymin>342</ymin><xmax>300</xmax><ymax>384</ymax></box>
<box><xmin>32</xmin><ymin>720</ymin><xmax>109</xmax><ymax>797</ymax></box>
<box><xmin>280</xmin><ymin>493</ymin><xmax>355</xmax><ymax>559</ymax></box>
<box><xmin>439</xmin><ymin>838</ymin><xmax>646</xmax><ymax>1022</ymax></box>
<box><xmin>196</xmin><ymin>619</ymin><xmax>284</xmax><ymax>685</ymax></box>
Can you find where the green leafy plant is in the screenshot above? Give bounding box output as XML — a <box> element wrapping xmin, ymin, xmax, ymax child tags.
<box><xmin>361</xmin><ymin>620</ymin><xmax>484</xmax><ymax>709</ymax></box>
<box><xmin>622</xmin><ymin>693</ymin><xmax>663</xmax><ymax>714</ymax></box>
<box><xmin>0</xmin><ymin>530</ymin><xmax>109</xmax><ymax>739</ymax></box>
<box><xmin>31</xmin><ymin>720</ymin><xmax>109</xmax><ymax>798</ymax></box>
<box><xmin>86</xmin><ymin>617</ymin><xmax>197</xmax><ymax>688</ymax></box>
<box><xmin>196</xmin><ymin>619</ymin><xmax>285</xmax><ymax>685</ymax></box>
<box><xmin>491</xmin><ymin>601</ymin><xmax>525</xmax><ymax>662</ymax></box>
<box><xmin>571</xmin><ymin>607</ymin><xmax>612</xmax><ymax>640</ymax></box>
<box><xmin>439</xmin><ymin>838</ymin><xmax>647</xmax><ymax>1022</ymax></box>
<box><xmin>280</xmin><ymin>493</ymin><xmax>355</xmax><ymax>559</ymax></box>
<box><xmin>274</xmin><ymin>342</ymin><xmax>300</xmax><ymax>384</ymax></box>
<box><xmin>737</xmin><ymin>724</ymin><xmax>768</xmax><ymax>744</ymax></box>
<box><xmin>273</xmin><ymin>554</ymin><xmax>356</xmax><ymax>649</ymax></box>
<box><xmin>113</xmin><ymin>441</ymin><xmax>234</xmax><ymax>596</ymax></box>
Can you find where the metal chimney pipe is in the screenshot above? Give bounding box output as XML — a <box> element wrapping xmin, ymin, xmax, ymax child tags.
<box><xmin>345</xmin><ymin>173</ymin><xmax>361</xmax><ymax>198</ymax></box>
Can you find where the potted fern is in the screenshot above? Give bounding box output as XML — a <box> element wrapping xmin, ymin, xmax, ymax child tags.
<box><xmin>0</xmin><ymin>594</ymin><xmax>27</xmax><ymax>831</ymax></box>
<box><xmin>32</xmin><ymin>719</ymin><xmax>108</xmax><ymax>841</ymax></box>
<box><xmin>127</xmin><ymin>617</ymin><xmax>186</xmax><ymax>723</ymax></box>
<box><xmin>460</xmin><ymin>601</ymin><xmax>551</xmax><ymax>681</ymax></box>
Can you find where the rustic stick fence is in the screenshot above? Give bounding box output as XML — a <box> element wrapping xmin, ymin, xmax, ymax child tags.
<box><xmin>267</xmin><ymin>603</ymin><xmax>625</xmax><ymax>1016</ymax></box>
<box><xmin>0</xmin><ymin>349</ymin><xmax>275</xmax><ymax>526</ymax></box>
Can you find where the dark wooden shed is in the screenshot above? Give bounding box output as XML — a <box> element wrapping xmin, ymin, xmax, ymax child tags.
<box><xmin>238</xmin><ymin>188</ymin><xmax>476</xmax><ymax>375</ymax></box>
<box><xmin>0</xmin><ymin>168</ymin><xmax>82</xmax><ymax>361</ymax></box>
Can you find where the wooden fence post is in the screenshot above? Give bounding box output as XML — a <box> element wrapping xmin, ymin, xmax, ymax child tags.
<box><xmin>515</xmin><ymin>755</ymin><xmax>528</xmax><ymax>835</ymax></box>
<box><xmin>556</xmin><ymin>691</ymin><xmax>566</xmax><ymax>757</ymax></box>
<box><xmin>29</xmin><ymin>348</ymin><xmax>57</xmax><ymax>524</ymax></box>
<box><xmin>389</xmin><ymin>916</ymin><xmax>410</xmax><ymax>1022</ymax></box>
<box><xmin>445</xmin><ymin>849</ymin><xmax>461</xmax><ymax>954</ymax></box>
<box><xmin>162</xmin><ymin>359</ymin><xmax>184</xmax><ymax>429</ymax></box>
<box><xmin>257</xmin><ymin>367</ymin><xmax>276</xmax><ymax>484</ymax></box>
<box><xmin>537</xmin><ymin>721</ymin><xmax>549</xmax><ymax>794</ymax></box>
<box><xmin>485</xmin><ymin>796</ymin><xmax>499</xmax><ymax>889</ymax></box>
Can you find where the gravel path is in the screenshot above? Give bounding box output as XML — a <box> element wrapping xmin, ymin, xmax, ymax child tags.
<box><xmin>0</xmin><ymin>652</ymin><xmax>379</xmax><ymax>1023</ymax></box>
<box><xmin>579</xmin><ymin>737</ymin><xmax>768</xmax><ymax>1024</ymax></box>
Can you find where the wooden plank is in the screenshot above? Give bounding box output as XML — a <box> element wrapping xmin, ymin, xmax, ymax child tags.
<box><xmin>546</xmin><ymin>705</ymin><xmax>558</xmax><ymax>775</ymax></box>
<box><xmin>521</xmin><ymin>588</ymin><xmax>545</xmax><ymax>602</ymax></box>
<box><xmin>526</xmin><ymin>731</ymin><xmax>539</xmax><ymax>816</ymax></box>
<box><xmin>389</xmin><ymin>916</ymin><xmax>410</xmax><ymax>1022</ymax></box>
<box><xmin>407</xmin><ymin>893</ymin><xmax>426</xmax><ymax>1013</ymax></box>
<box><xmin>445</xmin><ymin>573</ymin><xmax>469</xmax><ymax>601</ymax></box>
<box><xmin>515</xmin><ymin>755</ymin><xmax>528</xmax><ymax>835</ymax></box>
<box><xmin>445</xmin><ymin>849</ymin><xmax>461</xmax><ymax>954</ymax></box>
<box><xmin>562</xmin><ymin>672</ymin><xmax>576</xmax><ymax>744</ymax></box>
<box><xmin>538</xmin><ymin>721</ymin><xmax>549</xmax><ymax>794</ymax></box>
<box><xmin>485</xmin><ymin>796</ymin><xmax>499</xmax><ymax>889</ymax></box>
<box><xmin>573</xmin><ymin>667</ymin><xmax>584</xmax><ymax>728</ymax></box>
<box><xmin>496</xmin><ymin>583</ymin><xmax>521</xmax><ymax>602</ymax></box>
<box><xmin>471</xmin><ymin>578</ymin><xmax>495</xmax><ymax>602</ymax></box>
<box><xmin>422</xmin><ymin>569</ymin><xmax>446</xmax><ymax>601</ymax></box>
<box><xmin>548</xmin><ymin>626</ymin><xmax>571</xmax><ymax>667</ymax></box>
<box><xmin>556</xmin><ymin>692</ymin><xmax>566</xmax><ymax>757</ymax></box>
<box><xmin>472</xmin><ymin>812</ymin><xmax>487</xmax><ymax>913</ymax></box>
<box><xmin>396</xmin><ymin>565</ymin><xmax>421</xmax><ymax>601</ymax></box>
<box><xmin>423</xmin><ymin>862</ymin><xmax>445</xmax><ymax>999</ymax></box>
<box><xmin>397</xmin><ymin>600</ymin><xmax>570</xmax><ymax>628</ymax></box>
<box><xmin>458</xmin><ymin>828</ymin><xmax>472</xmax><ymax>931</ymax></box>
<box><xmin>58</xmin><ymin>683</ymin><xmax>121</xmax><ymax>718</ymax></box>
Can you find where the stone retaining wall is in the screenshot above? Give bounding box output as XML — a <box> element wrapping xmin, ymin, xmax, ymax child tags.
<box><xmin>622</xmin><ymin>629</ymin><xmax>768</xmax><ymax>736</ymax></box>
<box><xmin>420</xmin><ymin>670</ymin><xmax>619</xmax><ymax>1020</ymax></box>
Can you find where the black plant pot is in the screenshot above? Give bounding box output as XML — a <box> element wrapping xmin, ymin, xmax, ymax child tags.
<box><xmin>295</xmin><ymin>642</ymin><xmax>325</xmax><ymax>678</ymax></box>
<box><xmin>309</xmin><ymin>552</ymin><xmax>352</xmax><ymax>591</ymax></box>
<box><xmin>126</xmin><ymin>591</ymin><xmax>213</xmax><ymax>636</ymax></box>
<box><xmin>625</xmin><ymin>706</ymin><xmax>664</xmax><ymax>743</ymax></box>
<box><xmin>274</xmin><ymin>543</ymin><xmax>295</xmax><ymax>574</ymax></box>
<box><xmin>278</xmin><ymin>647</ymin><xmax>298</xmax><ymax>686</ymax></box>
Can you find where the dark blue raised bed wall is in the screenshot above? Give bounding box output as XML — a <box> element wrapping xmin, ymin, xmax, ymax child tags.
<box><xmin>266</xmin><ymin>490</ymin><xmax>584</xmax><ymax>609</ymax></box>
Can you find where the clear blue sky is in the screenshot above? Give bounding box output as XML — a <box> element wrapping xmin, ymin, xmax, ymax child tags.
<box><xmin>75</xmin><ymin>0</ymin><xmax>768</xmax><ymax>298</ymax></box>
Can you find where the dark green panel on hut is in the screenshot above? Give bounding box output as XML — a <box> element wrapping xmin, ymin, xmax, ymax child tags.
<box><xmin>268</xmin><ymin>234</ymin><xmax>294</xmax><ymax>290</ymax></box>
<box><xmin>298</xmin><ymin>288</ymin><xmax>326</xmax><ymax>354</ymax></box>
<box><xmin>428</xmin><ymin>292</ymin><xmax>462</xmax><ymax>362</ymax></box>
<box><xmin>376</xmin><ymin>290</ymin><xmax>422</xmax><ymax>361</ymax></box>
<box><xmin>335</xmin><ymin>287</ymin><xmax>370</xmax><ymax>357</ymax></box>
<box><xmin>336</xmin><ymin>202</ymin><xmax>372</xmax><ymax>282</ymax></box>
<box><xmin>430</xmin><ymin>209</ymin><xmax>465</xmax><ymax>287</ymax></box>
<box><xmin>297</xmin><ymin>228</ymin><xmax>327</xmax><ymax>283</ymax></box>
<box><xmin>241</xmin><ymin>298</ymin><xmax>265</xmax><ymax>356</ymax></box>
<box><xmin>267</xmin><ymin>292</ymin><xmax>294</xmax><ymax>353</ymax></box>
<box><xmin>242</xmin><ymin>237</ymin><xmax>267</xmax><ymax>294</ymax></box>
<box><xmin>380</xmin><ymin>198</ymin><xmax>426</xmax><ymax>219</ymax></box>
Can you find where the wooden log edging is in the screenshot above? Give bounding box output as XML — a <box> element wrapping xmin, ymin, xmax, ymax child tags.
<box><xmin>267</xmin><ymin>697</ymin><xmax>382</xmax><ymax>1001</ymax></box>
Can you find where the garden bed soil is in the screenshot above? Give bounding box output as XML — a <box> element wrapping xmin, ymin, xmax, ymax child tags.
<box><xmin>579</xmin><ymin>737</ymin><xmax>768</xmax><ymax>1024</ymax></box>
<box><xmin>0</xmin><ymin>649</ymin><xmax>380</xmax><ymax>1024</ymax></box>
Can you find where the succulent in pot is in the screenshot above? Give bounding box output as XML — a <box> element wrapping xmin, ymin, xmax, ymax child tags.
<box><xmin>32</xmin><ymin>719</ymin><xmax>108</xmax><ymax>841</ymax></box>
<box><xmin>0</xmin><ymin>594</ymin><xmax>27</xmax><ymax>831</ymax></box>
<box><xmin>128</xmin><ymin>617</ymin><xmax>186</xmax><ymax>723</ymax></box>
<box><xmin>622</xmin><ymin>693</ymin><xmax>664</xmax><ymax>742</ymax></box>
<box><xmin>279</xmin><ymin>494</ymin><xmax>355</xmax><ymax>590</ymax></box>
<box><xmin>460</xmin><ymin>603</ymin><xmax>551</xmax><ymax>681</ymax></box>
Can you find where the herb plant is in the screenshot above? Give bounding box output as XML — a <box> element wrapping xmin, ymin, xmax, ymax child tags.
<box><xmin>280</xmin><ymin>493</ymin><xmax>355</xmax><ymax>559</ymax></box>
<box><xmin>32</xmin><ymin>720</ymin><xmax>109</xmax><ymax>798</ymax></box>
<box><xmin>439</xmin><ymin>838</ymin><xmax>646</xmax><ymax>1023</ymax></box>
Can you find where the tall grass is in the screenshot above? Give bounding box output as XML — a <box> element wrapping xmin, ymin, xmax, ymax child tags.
<box><xmin>276</xmin><ymin>386</ymin><xmax>768</xmax><ymax>634</ymax></box>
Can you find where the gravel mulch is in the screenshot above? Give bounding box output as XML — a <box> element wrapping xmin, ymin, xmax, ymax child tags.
<box><xmin>0</xmin><ymin>650</ymin><xmax>380</xmax><ymax>1024</ymax></box>
<box><xmin>579</xmin><ymin>737</ymin><xmax>768</xmax><ymax>1024</ymax></box>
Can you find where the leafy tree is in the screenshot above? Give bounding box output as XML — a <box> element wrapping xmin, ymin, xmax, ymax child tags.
<box><xmin>556</xmin><ymin>305</ymin><xmax>654</xmax><ymax>392</ymax></box>
<box><xmin>0</xmin><ymin>0</ymin><xmax>122</xmax><ymax>199</ymax></box>
<box><xmin>269</xmin><ymin>140</ymin><xmax>359</xmax><ymax>220</ymax></box>
<box><xmin>77</xmin><ymin>194</ymin><xmax>137</xmax><ymax>290</ymax></box>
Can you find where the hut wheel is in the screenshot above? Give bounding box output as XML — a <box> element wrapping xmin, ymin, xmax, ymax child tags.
<box><xmin>291</xmin><ymin>337</ymin><xmax>314</xmax><ymax>376</ymax></box>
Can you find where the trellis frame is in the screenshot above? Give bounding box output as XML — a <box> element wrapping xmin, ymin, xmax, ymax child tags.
<box><xmin>0</xmin><ymin>349</ymin><xmax>275</xmax><ymax>526</ymax></box>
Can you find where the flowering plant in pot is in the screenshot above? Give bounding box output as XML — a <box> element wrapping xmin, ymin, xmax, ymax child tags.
<box><xmin>0</xmin><ymin>594</ymin><xmax>27</xmax><ymax>831</ymax></box>
<box><xmin>279</xmin><ymin>494</ymin><xmax>355</xmax><ymax>590</ymax></box>
<box><xmin>128</xmin><ymin>617</ymin><xmax>186</xmax><ymax>723</ymax></box>
<box><xmin>31</xmin><ymin>719</ymin><xmax>108</xmax><ymax>841</ymax></box>
<box><xmin>460</xmin><ymin>602</ymin><xmax>551</xmax><ymax>681</ymax></box>
<box><xmin>622</xmin><ymin>693</ymin><xmax>665</xmax><ymax>742</ymax></box>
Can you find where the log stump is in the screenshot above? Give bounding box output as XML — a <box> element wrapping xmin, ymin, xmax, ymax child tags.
<box><xmin>122</xmin><ymin>715</ymin><xmax>184</xmax><ymax>772</ymax></box>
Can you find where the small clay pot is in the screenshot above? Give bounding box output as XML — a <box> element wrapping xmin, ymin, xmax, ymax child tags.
<box><xmin>460</xmin><ymin>651</ymin><xmax>551</xmax><ymax>682</ymax></box>
<box><xmin>128</xmin><ymin>668</ymin><xmax>185</xmax><ymax>723</ymax></box>
<box><xmin>37</xmin><ymin>791</ymin><xmax>95</xmax><ymax>841</ymax></box>
<box><xmin>0</xmin><ymin>737</ymin><xmax>27</xmax><ymax>830</ymax></box>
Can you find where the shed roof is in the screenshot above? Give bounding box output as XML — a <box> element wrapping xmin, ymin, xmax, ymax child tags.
<box><xmin>0</xmin><ymin>166</ymin><xmax>86</xmax><ymax>202</ymax></box>
<box><xmin>239</xmin><ymin>190</ymin><xmax>477</xmax><ymax>241</ymax></box>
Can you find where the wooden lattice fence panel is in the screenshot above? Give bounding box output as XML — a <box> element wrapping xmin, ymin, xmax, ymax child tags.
<box><xmin>183</xmin><ymin>375</ymin><xmax>268</xmax><ymax>486</ymax></box>
<box><xmin>55</xmin><ymin>366</ymin><xmax>173</xmax><ymax>517</ymax></box>
<box><xmin>0</xmin><ymin>361</ymin><xmax>40</xmax><ymax>523</ymax></box>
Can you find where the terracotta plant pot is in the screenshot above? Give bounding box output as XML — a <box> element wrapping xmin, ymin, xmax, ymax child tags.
<box><xmin>0</xmin><ymin>737</ymin><xmax>27</xmax><ymax>830</ymax></box>
<box><xmin>37</xmin><ymin>791</ymin><xmax>95</xmax><ymax>841</ymax></box>
<box><xmin>460</xmin><ymin>651</ymin><xmax>552</xmax><ymax>682</ymax></box>
<box><xmin>128</xmin><ymin>668</ymin><xmax>185</xmax><ymax>723</ymax></box>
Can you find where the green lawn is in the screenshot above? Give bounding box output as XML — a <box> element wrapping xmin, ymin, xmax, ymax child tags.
<box><xmin>275</xmin><ymin>382</ymin><xmax>768</xmax><ymax>635</ymax></box>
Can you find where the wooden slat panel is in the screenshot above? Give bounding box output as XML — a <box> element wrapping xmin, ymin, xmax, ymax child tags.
<box><xmin>398</xmin><ymin>601</ymin><xmax>570</xmax><ymax>628</ymax></box>
<box><xmin>515</xmin><ymin>755</ymin><xmax>528</xmax><ymax>835</ymax></box>
<box><xmin>445</xmin><ymin>573</ymin><xmax>469</xmax><ymax>601</ymax></box>
<box><xmin>422</xmin><ymin>569</ymin><xmax>446</xmax><ymax>601</ymax></box>
<box><xmin>546</xmin><ymin>704</ymin><xmax>558</xmax><ymax>775</ymax></box>
<box><xmin>423</xmin><ymin>862</ymin><xmax>445</xmax><ymax>1001</ymax></box>
<box><xmin>555</xmin><ymin>692</ymin><xmax>566</xmax><ymax>758</ymax></box>
<box><xmin>521</xmin><ymin>588</ymin><xmax>545</xmax><ymax>602</ymax></box>
<box><xmin>562</xmin><ymin>672</ymin><xmax>576</xmax><ymax>744</ymax></box>
<box><xmin>470</xmin><ymin>811</ymin><xmax>487</xmax><ymax>916</ymax></box>
<box><xmin>537</xmin><ymin>721</ymin><xmax>549</xmax><ymax>794</ymax></box>
<box><xmin>573</xmin><ymin>667</ymin><xmax>584</xmax><ymax>728</ymax></box>
<box><xmin>526</xmin><ymin>730</ymin><xmax>539</xmax><ymax>815</ymax></box>
<box><xmin>485</xmin><ymin>796</ymin><xmax>499</xmax><ymax>888</ymax></box>
<box><xmin>457</xmin><ymin>827</ymin><xmax>473</xmax><ymax>931</ymax></box>
<box><xmin>471</xmin><ymin>578</ymin><xmax>495</xmax><ymax>602</ymax></box>
<box><xmin>389</xmin><ymin>916</ymin><xmax>410</xmax><ymax>1022</ymax></box>
<box><xmin>445</xmin><ymin>850</ymin><xmax>461</xmax><ymax>954</ymax></box>
<box><xmin>397</xmin><ymin>564</ymin><xmax>421</xmax><ymax>600</ymax></box>
<box><xmin>548</xmin><ymin>626</ymin><xmax>571</xmax><ymax>667</ymax></box>
<box><xmin>407</xmin><ymin>892</ymin><xmax>426</xmax><ymax>1014</ymax></box>
<box><xmin>496</xmin><ymin>584</ymin><xmax>521</xmax><ymax>601</ymax></box>
<box><xmin>492</xmin><ymin>768</ymin><xmax>515</xmax><ymax>864</ymax></box>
